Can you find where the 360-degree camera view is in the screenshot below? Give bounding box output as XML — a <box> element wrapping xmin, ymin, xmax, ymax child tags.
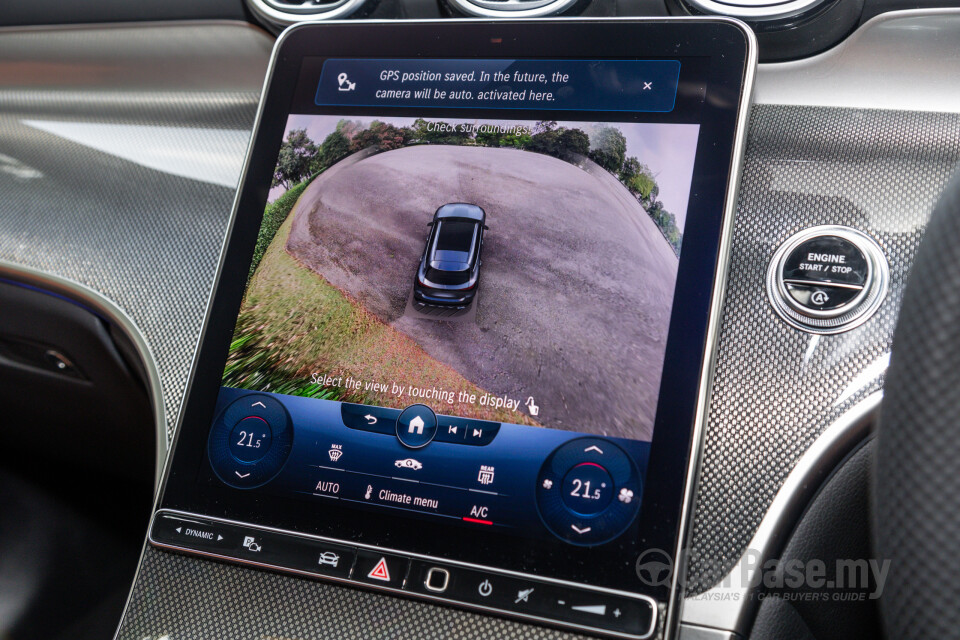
<box><xmin>225</xmin><ymin>115</ymin><xmax>699</xmax><ymax>440</ymax></box>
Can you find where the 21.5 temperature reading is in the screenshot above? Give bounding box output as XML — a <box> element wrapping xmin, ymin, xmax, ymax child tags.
<box><xmin>569</xmin><ymin>479</ymin><xmax>604</xmax><ymax>500</ymax></box>
<box><xmin>236</xmin><ymin>431</ymin><xmax>264</xmax><ymax>448</ymax></box>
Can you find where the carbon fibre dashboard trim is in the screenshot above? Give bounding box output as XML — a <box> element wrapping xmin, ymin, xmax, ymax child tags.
<box><xmin>684</xmin><ymin>103</ymin><xmax>959</xmax><ymax>595</ymax></box>
<box><xmin>681</xmin><ymin>393</ymin><xmax>878</xmax><ymax>634</ymax></box>
<box><xmin>0</xmin><ymin>261</ymin><xmax>167</xmax><ymax>488</ymax></box>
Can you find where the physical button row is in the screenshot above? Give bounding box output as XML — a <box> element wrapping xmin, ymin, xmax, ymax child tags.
<box><xmin>406</xmin><ymin>560</ymin><xmax>654</xmax><ymax>637</ymax></box>
<box><xmin>151</xmin><ymin>512</ymin><xmax>393</xmax><ymax>584</ymax></box>
<box><xmin>150</xmin><ymin>513</ymin><xmax>653</xmax><ymax>638</ymax></box>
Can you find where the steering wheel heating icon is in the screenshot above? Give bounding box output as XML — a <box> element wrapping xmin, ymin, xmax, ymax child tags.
<box><xmin>635</xmin><ymin>549</ymin><xmax>674</xmax><ymax>587</ymax></box>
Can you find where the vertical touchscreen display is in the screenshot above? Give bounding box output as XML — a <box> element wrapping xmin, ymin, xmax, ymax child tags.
<box><xmin>209</xmin><ymin>58</ymin><xmax>699</xmax><ymax>546</ymax></box>
<box><xmin>153</xmin><ymin>22</ymin><xmax>753</xmax><ymax>638</ymax></box>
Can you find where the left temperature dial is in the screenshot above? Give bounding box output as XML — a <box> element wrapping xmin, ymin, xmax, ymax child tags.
<box><xmin>207</xmin><ymin>394</ymin><xmax>294</xmax><ymax>489</ymax></box>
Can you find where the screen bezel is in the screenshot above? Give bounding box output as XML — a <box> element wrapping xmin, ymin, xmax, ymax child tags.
<box><xmin>157</xmin><ymin>17</ymin><xmax>753</xmax><ymax>611</ymax></box>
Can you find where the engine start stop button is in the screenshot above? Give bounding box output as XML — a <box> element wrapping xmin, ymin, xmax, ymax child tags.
<box><xmin>781</xmin><ymin>234</ymin><xmax>870</xmax><ymax>313</ymax></box>
<box><xmin>767</xmin><ymin>226</ymin><xmax>889</xmax><ymax>334</ymax></box>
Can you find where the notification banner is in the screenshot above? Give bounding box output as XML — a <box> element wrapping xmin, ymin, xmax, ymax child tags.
<box><xmin>316</xmin><ymin>58</ymin><xmax>681</xmax><ymax>113</ymax></box>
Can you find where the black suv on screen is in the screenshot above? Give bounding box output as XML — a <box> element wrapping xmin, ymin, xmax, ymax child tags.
<box><xmin>414</xmin><ymin>203</ymin><xmax>487</xmax><ymax>307</ymax></box>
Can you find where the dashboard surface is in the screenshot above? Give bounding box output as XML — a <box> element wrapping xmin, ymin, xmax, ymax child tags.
<box><xmin>0</xmin><ymin>12</ymin><xmax>958</xmax><ymax>640</ymax></box>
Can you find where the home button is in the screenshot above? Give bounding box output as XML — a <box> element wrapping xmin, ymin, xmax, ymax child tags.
<box><xmin>425</xmin><ymin>567</ymin><xmax>450</xmax><ymax>593</ymax></box>
<box><xmin>396</xmin><ymin>404</ymin><xmax>438</xmax><ymax>448</ymax></box>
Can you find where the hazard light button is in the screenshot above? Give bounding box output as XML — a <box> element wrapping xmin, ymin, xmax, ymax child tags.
<box><xmin>353</xmin><ymin>550</ymin><xmax>409</xmax><ymax>589</ymax></box>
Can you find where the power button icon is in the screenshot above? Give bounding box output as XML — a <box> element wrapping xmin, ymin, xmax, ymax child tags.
<box><xmin>478</xmin><ymin>579</ymin><xmax>493</xmax><ymax>597</ymax></box>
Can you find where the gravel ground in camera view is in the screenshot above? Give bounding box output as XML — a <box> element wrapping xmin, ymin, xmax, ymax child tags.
<box><xmin>286</xmin><ymin>144</ymin><xmax>678</xmax><ymax>439</ymax></box>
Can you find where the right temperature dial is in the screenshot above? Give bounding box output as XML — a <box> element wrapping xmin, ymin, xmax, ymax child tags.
<box><xmin>536</xmin><ymin>437</ymin><xmax>642</xmax><ymax>546</ymax></box>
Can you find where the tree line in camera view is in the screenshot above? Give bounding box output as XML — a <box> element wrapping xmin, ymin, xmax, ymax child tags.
<box><xmin>273</xmin><ymin>119</ymin><xmax>683</xmax><ymax>254</ymax></box>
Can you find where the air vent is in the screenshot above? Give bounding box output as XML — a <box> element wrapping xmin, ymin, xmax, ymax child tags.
<box><xmin>247</xmin><ymin>0</ymin><xmax>368</xmax><ymax>27</ymax></box>
<box><xmin>266</xmin><ymin>0</ymin><xmax>342</xmax><ymax>11</ymax></box>
<box><xmin>446</xmin><ymin>0</ymin><xmax>580</xmax><ymax>18</ymax></box>
<box><xmin>681</xmin><ymin>0</ymin><xmax>827</xmax><ymax>20</ymax></box>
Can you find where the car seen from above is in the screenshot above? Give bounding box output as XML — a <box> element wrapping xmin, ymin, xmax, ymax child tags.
<box><xmin>414</xmin><ymin>203</ymin><xmax>487</xmax><ymax>307</ymax></box>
